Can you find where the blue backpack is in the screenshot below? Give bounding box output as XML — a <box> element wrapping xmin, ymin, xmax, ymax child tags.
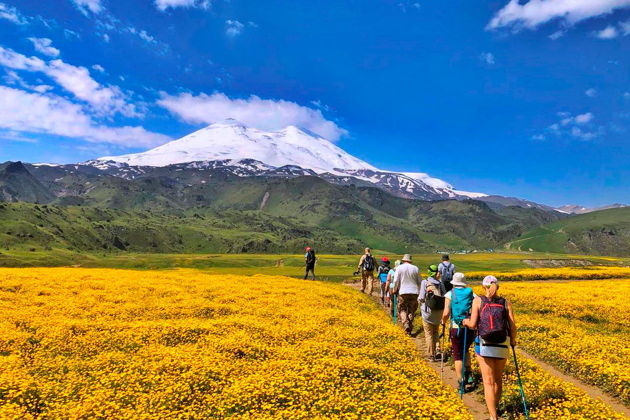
<box><xmin>450</xmin><ymin>287</ymin><xmax>473</xmax><ymax>327</ymax></box>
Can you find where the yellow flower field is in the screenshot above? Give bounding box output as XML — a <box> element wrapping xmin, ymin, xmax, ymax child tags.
<box><xmin>497</xmin><ymin>280</ymin><xmax>630</xmax><ymax>405</ymax></box>
<box><xmin>0</xmin><ymin>268</ymin><xmax>471</xmax><ymax>419</ymax></box>
<box><xmin>467</xmin><ymin>266</ymin><xmax>630</xmax><ymax>282</ymax></box>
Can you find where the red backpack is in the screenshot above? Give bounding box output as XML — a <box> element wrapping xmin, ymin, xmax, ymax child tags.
<box><xmin>478</xmin><ymin>296</ymin><xmax>509</xmax><ymax>343</ymax></box>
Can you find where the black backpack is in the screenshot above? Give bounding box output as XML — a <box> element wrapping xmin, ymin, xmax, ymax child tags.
<box><xmin>425</xmin><ymin>282</ymin><xmax>446</xmax><ymax>310</ymax></box>
<box><xmin>306</xmin><ymin>250</ymin><xmax>316</xmax><ymax>265</ymax></box>
<box><xmin>363</xmin><ymin>255</ymin><xmax>375</xmax><ymax>271</ymax></box>
<box><xmin>440</xmin><ymin>262</ymin><xmax>455</xmax><ymax>291</ymax></box>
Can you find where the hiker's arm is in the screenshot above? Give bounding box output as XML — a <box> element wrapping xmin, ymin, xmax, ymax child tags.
<box><xmin>418</xmin><ymin>280</ymin><xmax>426</xmax><ymax>302</ymax></box>
<box><xmin>392</xmin><ymin>270</ymin><xmax>400</xmax><ymax>294</ymax></box>
<box><xmin>507</xmin><ymin>300</ymin><xmax>517</xmax><ymax>347</ymax></box>
<box><xmin>441</xmin><ymin>298</ymin><xmax>451</xmax><ymax>325</ymax></box>
<box><xmin>463</xmin><ymin>297</ymin><xmax>480</xmax><ymax>329</ymax></box>
<box><xmin>357</xmin><ymin>255</ymin><xmax>364</xmax><ymax>269</ymax></box>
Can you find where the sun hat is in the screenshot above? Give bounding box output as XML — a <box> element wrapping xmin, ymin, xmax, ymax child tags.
<box><xmin>305</xmin><ymin>246</ymin><xmax>311</xmax><ymax>251</ymax></box>
<box><xmin>428</xmin><ymin>264</ymin><xmax>438</xmax><ymax>276</ymax></box>
<box><xmin>402</xmin><ymin>254</ymin><xmax>412</xmax><ymax>262</ymax></box>
<box><xmin>382</xmin><ymin>257</ymin><xmax>389</xmax><ymax>263</ymax></box>
<box><xmin>483</xmin><ymin>275</ymin><xmax>498</xmax><ymax>288</ymax></box>
<box><xmin>451</xmin><ymin>272</ymin><xmax>467</xmax><ymax>287</ymax></box>
<box><xmin>394</xmin><ymin>260</ymin><xmax>401</xmax><ymax>268</ymax></box>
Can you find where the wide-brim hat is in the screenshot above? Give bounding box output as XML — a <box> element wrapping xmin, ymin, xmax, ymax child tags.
<box><xmin>451</xmin><ymin>272</ymin><xmax>467</xmax><ymax>287</ymax></box>
<box><xmin>402</xmin><ymin>254</ymin><xmax>412</xmax><ymax>262</ymax></box>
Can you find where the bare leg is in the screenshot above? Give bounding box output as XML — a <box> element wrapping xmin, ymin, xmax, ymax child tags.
<box><xmin>477</xmin><ymin>355</ymin><xmax>506</xmax><ymax>420</ymax></box>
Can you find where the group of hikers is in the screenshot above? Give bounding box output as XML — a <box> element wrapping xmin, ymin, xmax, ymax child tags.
<box><xmin>357</xmin><ymin>247</ymin><xmax>519</xmax><ymax>420</ymax></box>
<box><xmin>301</xmin><ymin>246</ymin><xmax>520</xmax><ymax>420</ymax></box>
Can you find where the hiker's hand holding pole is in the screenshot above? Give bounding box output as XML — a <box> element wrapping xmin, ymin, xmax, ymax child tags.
<box><xmin>511</xmin><ymin>337</ymin><xmax>517</xmax><ymax>347</ymax></box>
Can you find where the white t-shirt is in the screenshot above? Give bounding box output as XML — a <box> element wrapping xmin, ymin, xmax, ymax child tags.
<box><xmin>394</xmin><ymin>263</ymin><xmax>421</xmax><ymax>295</ymax></box>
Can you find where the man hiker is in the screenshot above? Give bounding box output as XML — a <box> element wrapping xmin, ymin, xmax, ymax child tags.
<box><xmin>358</xmin><ymin>248</ymin><xmax>377</xmax><ymax>295</ymax></box>
<box><xmin>393</xmin><ymin>254</ymin><xmax>421</xmax><ymax>335</ymax></box>
<box><xmin>438</xmin><ymin>254</ymin><xmax>455</xmax><ymax>292</ymax></box>
<box><xmin>419</xmin><ymin>264</ymin><xmax>446</xmax><ymax>361</ymax></box>
<box><xmin>304</xmin><ymin>247</ymin><xmax>316</xmax><ymax>280</ymax></box>
<box><xmin>377</xmin><ymin>257</ymin><xmax>391</xmax><ymax>304</ymax></box>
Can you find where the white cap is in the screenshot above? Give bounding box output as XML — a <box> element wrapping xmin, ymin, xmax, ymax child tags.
<box><xmin>483</xmin><ymin>275</ymin><xmax>498</xmax><ymax>287</ymax></box>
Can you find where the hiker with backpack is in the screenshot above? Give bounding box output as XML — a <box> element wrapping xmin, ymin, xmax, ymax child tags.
<box><xmin>357</xmin><ymin>248</ymin><xmax>377</xmax><ymax>295</ymax></box>
<box><xmin>385</xmin><ymin>260</ymin><xmax>401</xmax><ymax>317</ymax></box>
<box><xmin>438</xmin><ymin>254</ymin><xmax>455</xmax><ymax>292</ymax></box>
<box><xmin>463</xmin><ymin>276</ymin><xmax>518</xmax><ymax>420</ymax></box>
<box><xmin>393</xmin><ymin>254</ymin><xmax>421</xmax><ymax>335</ymax></box>
<box><xmin>441</xmin><ymin>272</ymin><xmax>476</xmax><ymax>392</ymax></box>
<box><xmin>419</xmin><ymin>264</ymin><xmax>446</xmax><ymax>361</ymax></box>
<box><xmin>304</xmin><ymin>247</ymin><xmax>317</xmax><ymax>280</ymax></box>
<box><xmin>377</xmin><ymin>257</ymin><xmax>391</xmax><ymax>305</ymax></box>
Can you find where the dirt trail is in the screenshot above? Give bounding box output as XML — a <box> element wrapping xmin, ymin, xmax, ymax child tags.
<box><xmin>518</xmin><ymin>349</ymin><xmax>630</xmax><ymax>417</ymax></box>
<box><xmin>347</xmin><ymin>283</ymin><xmax>488</xmax><ymax>420</ymax></box>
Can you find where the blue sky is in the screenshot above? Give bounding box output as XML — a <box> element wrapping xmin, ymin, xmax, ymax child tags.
<box><xmin>0</xmin><ymin>0</ymin><xmax>629</xmax><ymax>207</ymax></box>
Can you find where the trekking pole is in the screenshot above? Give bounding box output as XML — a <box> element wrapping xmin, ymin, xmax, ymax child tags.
<box><xmin>440</xmin><ymin>323</ymin><xmax>445</xmax><ymax>381</ymax></box>
<box><xmin>393</xmin><ymin>294</ymin><xmax>398</xmax><ymax>324</ymax></box>
<box><xmin>512</xmin><ymin>345</ymin><xmax>530</xmax><ymax>420</ymax></box>
<box><xmin>459</xmin><ymin>326</ymin><xmax>467</xmax><ymax>399</ymax></box>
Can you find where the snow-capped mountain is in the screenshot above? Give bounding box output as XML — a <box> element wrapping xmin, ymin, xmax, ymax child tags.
<box><xmin>99</xmin><ymin>119</ymin><xmax>375</xmax><ymax>174</ymax></box>
<box><xmin>94</xmin><ymin>119</ymin><xmax>487</xmax><ymax>201</ymax></box>
<box><xmin>555</xmin><ymin>204</ymin><xmax>627</xmax><ymax>214</ymax></box>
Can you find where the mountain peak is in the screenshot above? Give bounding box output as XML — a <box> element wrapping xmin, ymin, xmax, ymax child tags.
<box><xmin>97</xmin><ymin>123</ymin><xmax>374</xmax><ymax>173</ymax></box>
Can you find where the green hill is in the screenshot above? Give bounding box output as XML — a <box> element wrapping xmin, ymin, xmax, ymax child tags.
<box><xmin>0</xmin><ymin>163</ymin><xmax>567</xmax><ymax>254</ymax></box>
<box><xmin>506</xmin><ymin>207</ymin><xmax>630</xmax><ymax>256</ymax></box>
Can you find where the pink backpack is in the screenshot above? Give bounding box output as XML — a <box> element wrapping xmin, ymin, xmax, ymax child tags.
<box><xmin>478</xmin><ymin>296</ymin><xmax>509</xmax><ymax>343</ymax></box>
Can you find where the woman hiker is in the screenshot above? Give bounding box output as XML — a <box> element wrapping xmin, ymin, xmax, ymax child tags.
<box><xmin>385</xmin><ymin>260</ymin><xmax>401</xmax><ymax>317</ymax></box>
<box><xmin>441</xmin><ymin>272</ymin><xmax>476</xmax><ymax>391</ymax></box>
<box><xmin>463</xmin><ymin>275</ymin><xmax>518</xmax><ymax>420</ymax></box>
<box><xmin>419</xmin><ymin>264</ymin><xmax>445</xmax><ymax>361</ymax></box>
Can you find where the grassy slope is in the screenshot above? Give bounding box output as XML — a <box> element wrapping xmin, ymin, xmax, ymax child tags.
<box><xmin>507</xmin><ymin>207</ymin><xmax>630</xmax><ymax>256</ymax></box>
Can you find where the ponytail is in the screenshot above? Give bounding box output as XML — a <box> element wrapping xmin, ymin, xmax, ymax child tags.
<box><xmin>487</xmin><ymin>282</ymin><xmax>498</xmax><ymax>299</ymax></box>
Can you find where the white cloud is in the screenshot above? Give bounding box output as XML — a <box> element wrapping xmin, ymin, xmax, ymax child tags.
<box><xmin>570</xmin><ymin>126</ymin><xmax>596</xmax><ymax>140</ymax></box>
<box><xmin>28</xmin><ymin>38</ymin><xmax>60</xmax><ymax>57</ymax></box>
<box><xmin>102</xmin><ymin>33</ymin><xmax>110</xmax><ymax>43</ymax></box>
<box><xmin>574</xmin><ymin>112</ymin><xmax>594</xmax><ymax>124</ymax></box>
<box><xmin>71</xmin><ymin>0</ymin><xmax>103</xmax><ymax>15</ymax></box>
<box><xmin>158</xmin><ymin>92</ymin><xmax>348</xmax><ymax>141</ymax></box>
<box><xmin>154</xmin><ymin>0</ymin><xmax>210</xmax><ymax>11</ymax></box>
<box><xmin>0</xmin><ymin>86</ymin><xmax>169</xmax><ymax>147</ymax></box>
<box><xmin>0</xmin><ymin>2</ymin><xmax>27</xmax><ymax>24</ymax></box>
<box><xmin>0</xmin><ymin>45</ymin><xmax>137</xmax><ymax>117</ymax></box>
<box><xmin>487</xmin><ymin>0</ymin><xmax>630</xmax><ymax>31</ymax></box>
<box><xmin>226</xmin><ymin>20</ymin><xmax>244</xmax><ymax>37</ymax></box>
<box><xmin>621</xmin><ymin>20</ymin><xmax>630</xmax><ymax>35</ymax></box>
<box><xmin>138</xmin><ymin>30</ymin><xmax>155</xmax><ymax>43</ymax></box>
<box><xmin>624</xmin><ymin>92</ymin><xmax>630</xmax><ymax>99</ymax></box>
<box><xmin>585</xmin><ymin>88</ymin><xmax>597</xmax><ymax>97</ymax></box>
<box><xmin>595</xmin><ymin>25</ymin><xmax>618</xmax><ymax>39</ymax></box>
<box><xmin>543</xmin><ymin>111</ymin><xmax>597</xmax><ymax>140</ymax></box>
<box><xmin>548</xmin><ymin>29</ymin><xmax>565</xmax><ymax>40</ymax></box>
<box><xmin>0</xmin><ymin>46</ymin><xmax>46</xmax><ymax>71</ymax></box>
<box><xmin>479</xmin><ymin>52</ymin><xmax>495</xmax><ymax>65</ymax></box>
<box><xmin>532</xmin><ymin>134</ymin><xmax>545</xmax><ymax>141</ymax></box>
<box><xmin>92</xmin><ymin>64</ymin><xmax>105</xmax><ymax>72</ymax></box>
<box><xmin>3</xmin><ymin>69</ymin><xmax>53</xmax><ymax>93</ymax></box>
